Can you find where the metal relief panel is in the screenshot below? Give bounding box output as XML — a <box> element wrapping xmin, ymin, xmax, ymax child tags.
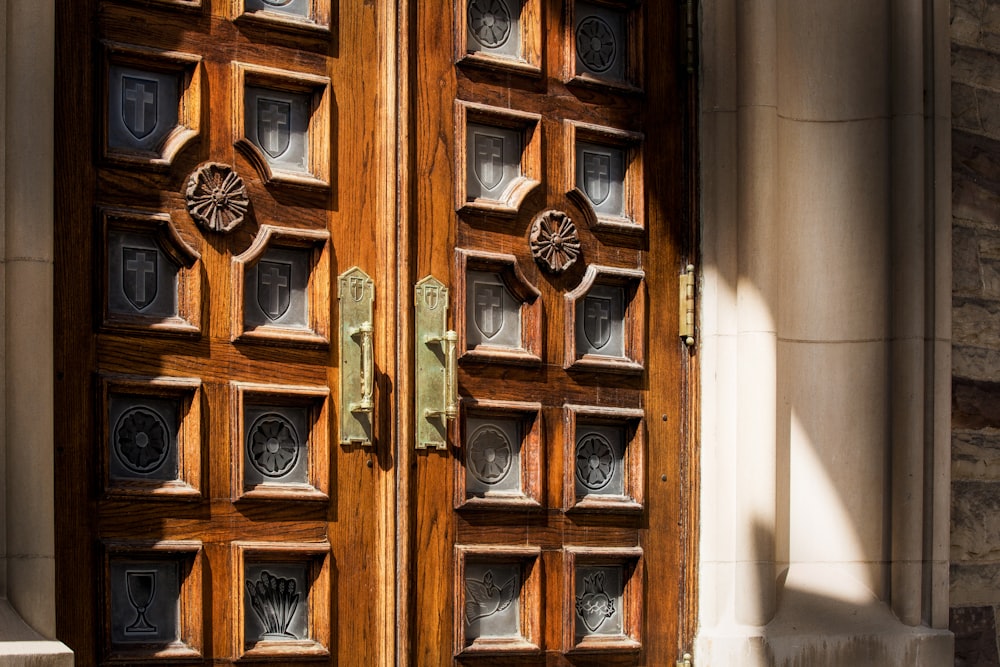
<box><xmin>464</xmin><ymin>562</ymin><xmax>521</xmax><ymax>642</ymax></box>
<box><xmin>574</xmin><ymin>424</ymin><xmax>625</xmax><ymax>498</ymax></box>
<box><xmin>245</xmin><ymin>247</ymin><xmax>310</xmax><ymax>330</ymax></box>
<box><xmin>465</xmin><ymin>416</ymin><xmax>521</xmax><ymax>496</ymax></box>
<box><xmin>466</xmin><ymin>124</ymin><xmax>521</xmax><ymax>200</ymax></box>
<box><xmin>108</xmin><ymin>230</ymin><xmax>179</xmax><ymax>318</ymax></box>
<box><xmin>467</xmin><ymin>0</ymin><xmax>521</xmax><ymax>58</ymax></box>
<box><xmin>575</xmin><ymin>284</ymin><xmax>625</xmax><ymax>357</ymax></box>
<box><xmin>576</xmin><ymin>141</ymin><xmax>625</xmax><ymax>217</ymax></box>
<box><xmin>245</xmin><ymin>0</ymin><xmax>310</xmax><ymax>17</ymax></box>
<box><xmin>108</xmin><ymin>396</ymin><xmax>179</xmax><ymax>481</ymax></box>
<box><xmin>109</xmin><ymin>559</ymin><xmax>181</xmax><ymax>647</ymax></box>
<box><xmin>243</xmin><ymin>405</ymin><xmax>309</xmax><ymax>486</ymax></box>
<box><xmin>245</xmin><ymin>86</ymin><xmax>310</xmax><ymax>173</ymax></box>
<box><xmin>108</xmin><ymin>66</ymin><xmax>179</xmax><ymax>151</ymax></box>
<box><xmin>466</xmin><ymin>271</ymin><xmax>521</xmax><ymax>349</ymax></box>
<box><xmin>574</xmin><ymin>2</ymin><xmax>626</xmax><ymax>82</ymax></box>
<box><xmin>244</xmin><ymin>563</ymin><xmax>309</xmax><ymax>643</ymax></box>
<box><xmin>574</xmin><ymin>565</ymin><xmax>623</xmax><ymax>638</ymax></box>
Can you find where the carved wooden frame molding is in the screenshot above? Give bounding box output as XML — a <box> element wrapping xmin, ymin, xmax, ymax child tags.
<box><xmin>231</xmin><ymin>224</ymin><xmax>331</xmax><ymax>347</ymax></box>
<box><xmin>564</xmin><ymin>263</ymin><xmax>645</xmax><ymax>373</ymax></box>
<box><xmin>454</xmin><ymin>545</ymin><xmax>543</xmax><ymax>657</ymax></box>
<box><xmin>454</xmin><ymin>398</ymin><xmax>544</xmax><ymax>510</ymax></box>
<box><xmin>562</xmin><ymin>0</ymin><xmax>644</xmax><ymax>94</ymax></box>
<box><xmin>233</xmin><ymin>62</ymin><xmax>332</xmax><ymax>190</ymax></box>
<box><xmin>101</xmin><ymin>540</ymin><xmax>204</xmax><ymax>663</ymax></box>
<box><xmin>99</xmin><ymin>207</ymin><xmax>202</xmax><ymax>336</ymax></box>
<box><xmin>455</xmin><ymin>0</ymin><xmax>543</xmax><ymax>78</ymax></box>
<box><xmin>232</xmin><ymin>541</ymin><xmax>331</xmax><ymax>661</ymax></box>
<box><xmin>455</xmin><ymin>248</ymin><xmax>543</xmax><ymax>366</ymax></box>
<box><xmin>563</xmin><ymin>120</ymin><xmax>645</xmax><ymax>236</ymax></box>
<box><xmin>563</xmin><ymin>546</ymin><xmax>643</xmax><ymax>654</ymax></box>
<box><xmin>100</xmin><ymin>41</ymin><xmax>202</xmax><ymax>168</ymax></box>
<box><xmin>230</xmin><ymin>382</ymin><xmax>330</xmax><ymax>503</ymax></box>
<box><xmin>562</xmin><ymin>404</ymin><xmax>645</xmax><ymax>512</ymax></box>
<box><xmin>232</xmin><ymin>0</ymin><xmax>332</xmax><ymax>35</ymax></box>
<box><xmin>455</xmin><ymin>101</ymin><xmax>542</xmax><ymax>218</ymax></box>
<box><xmin>99</xmin><ymin>374</ymin><xmax>203</xmax><ymax>501</ymax></box>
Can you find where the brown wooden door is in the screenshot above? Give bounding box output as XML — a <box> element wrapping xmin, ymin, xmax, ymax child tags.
<box><xmin>55</xmin><ymin>0</ymin><xmax>397</xmax><ymax>664</ymax></box>
<box><xmin>407</xmin><ymin>1</ymin><xmax>691</xmax><ymax>664</ymax></box>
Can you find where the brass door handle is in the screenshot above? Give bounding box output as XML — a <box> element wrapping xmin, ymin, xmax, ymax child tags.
<box><xmin>338</xmin><ymin>267</ymin><xmax>375</xmax><ymax>448</ymax></box>
<box><xmin>351</xmin><ymin>321</ymin><xmax>374</xmax><ymax>414</ymax></box>
<box><xmin>415</xmin><ymin>275</ymin><xmax>455</xmax><ymax>450</ymax></box>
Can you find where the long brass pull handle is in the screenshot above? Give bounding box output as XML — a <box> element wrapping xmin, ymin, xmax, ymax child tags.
<box><xmin>443</xmin><ymin>330</ymin><xmax>458</xmax><ymax>420</ymax></box>
<box><xmin>352</xmin><ymin>321</ymin><xmax>374</xmax><ymax>414</ymax></box>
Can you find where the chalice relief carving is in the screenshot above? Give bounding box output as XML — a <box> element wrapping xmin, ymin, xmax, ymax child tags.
<box><xmin>124</xmin><ymin>570</ymin><xmax>158</xmax><ymax>635</ymax></box>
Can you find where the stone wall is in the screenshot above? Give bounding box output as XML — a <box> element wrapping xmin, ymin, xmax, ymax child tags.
<box><xmin>952</xmin><ymin>2</ymin><xmax>1000</xmax><ymax>664</ymax></box>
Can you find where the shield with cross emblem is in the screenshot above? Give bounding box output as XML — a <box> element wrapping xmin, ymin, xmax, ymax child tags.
<box><xmin>122</xmin><ymin>246</ymin><xmax>159</xmax><ymax>310</ymax></box>
<box><xmin>257</xmin><ymin>260</ymin><xmax>292</xmax><ymax>320</ymax></box>
<box><xmin>257</xmin><ymin>97</ymin><xmax>292</xmax><ymax>159</ymax></box>
<box><xmin>473</xmin><ymin>132</ymin><xmax>505</xmax><ymax>190</ymax></box>
<box><xmin>121</xmin><ymin>75</ymin><xmax>159</xmax><ymax>141</ymax></box>
<box><xmin>473</xmin><ymin>282</ymin><xmax>504</xmax><ymax>339</ymax></box>
<box><xmin>582</xmin><ymin>150</ymin><xmax>611</xmax><ymax>205</ymax></box>
<box><xmin>583</xmin><ymin>294</ymin><xmax>613</xmax><ymax>350</ymax></box>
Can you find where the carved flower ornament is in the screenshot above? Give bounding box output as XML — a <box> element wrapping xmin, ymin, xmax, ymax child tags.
<box><xmin>185</xmin><ymin>163</ymin><xmax>250</xmax><ymax>233</ymax></box>
<box><xmin>529</xmin><ymin>209</ymin><xmax>581</xmax><ymax>273</ymax></box>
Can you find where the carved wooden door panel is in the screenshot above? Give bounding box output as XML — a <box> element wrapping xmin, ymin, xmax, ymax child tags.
<box><xmin>55</xmin><ymin>0</ymin><xmax>395</xmax><ymax>664</ymax></box>
<box><xmin>409</xmin><ymin>1</ymin><xmax>691</xmax><ymax>664</ymax></box>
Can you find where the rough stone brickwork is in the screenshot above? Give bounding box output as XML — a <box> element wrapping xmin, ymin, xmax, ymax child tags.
<box><xmin>953</xmin><ymin>2</ymin><xmax>1000</xmax><ymax>664</ymax></box>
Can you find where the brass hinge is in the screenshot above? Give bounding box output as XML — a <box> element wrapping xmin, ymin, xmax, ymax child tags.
<box><xmin>679</xmin><ymin>264</ymin><xmax>695</xmax><ymax>346</ymax></box>
<box><xmin>677</xmin><ymin>652</ymin><xmax>693</xmax><ymax>667</ymax></box>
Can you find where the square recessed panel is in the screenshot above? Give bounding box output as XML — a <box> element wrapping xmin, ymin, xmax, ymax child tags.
<box><xmin>574</xmin><ymin>423</ymin><xmax>625</xmax><ymax>498</ymax></box>
<box><xmin>463</xmin><ymin>561</ymin><xmax>522</xmax><ymax>643</ymax></box>
<box><xmin>109</xmin><ymin>559</ymin><xmax>181</xmax><ymax>647</ymax></box>
<box><xmin>574</xmin><ymin>565</ymin><xmax>624</xmax><ymax>638</ymax></box>
<box><xmin>245</xmin><ymin>0</ymin><xmax>310</xmax><ymax>17</ymax></box>
<box><xmin>244</xmin><ymin>562</ymin><xmax>310</xmax><ymax>644</ymax></box>
<box><xmin>108</xmin><ymin>66</ymin><xmax>180</xmax><ymax>152</ymax></box>
<box><xmin>574</xmin><ymin>2</ymin><xmax>627</xmax><ymax>82</ymax></box>
<box><xmin>243</xmin><ymin>405</ymin><xmax>310</xmax><ymax>486</ymax></box>
<box><xmin>466</xmin><ymin>124</ymin><xmax>522</xmax><ymax>201</ymax></box>
<box><xmin>465</xmin><ymin>416</ymin><xmax>522</xmax><ymax>496</ymax></box>
<box><xmin>108</xmin><ymin>396</ymin><xmax>180</xmax><ymax>482</ymax></box>
<box><xmin>466</xmin><ymin>271</ymin><xmax>522</xmax><ymax>349</ymax></box>
<box><xmin>466</xmin><ymin>0</ymin><xmax>522</xmax><ymax>59</ymax></box>
<box><xmin>575</xmin><ymin>284</ymin><xmax>625</xmax><ymax>357</ymax></box>
<box><xmin>576</xmin><ymin>142</ymin><xmax>625</xmax><ymax>217</ymax></box>
<box><xmin>245</xmin><ymin>86</ymin><xmax>310</xmax><ymax>173</ymax></box>
<box><xmin>108</xmin><ymin>230</ymin><xmax>180</xmax><ymax>318</ymax></box>
<box><xmin>244</xmin><ymin>247</ymin><xmax>310</xmax><ymax>330</ymax></box>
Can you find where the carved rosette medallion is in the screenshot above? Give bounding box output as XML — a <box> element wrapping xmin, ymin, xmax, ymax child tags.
<box><xmin>529</xmin><ymin>210</ymin><xmax>581</xmax><ymax>274</ymax></box>
<box><xmin>185</xmin><ymin>163</ymin><xmax>250</xmax><ymax>233</ymax></box>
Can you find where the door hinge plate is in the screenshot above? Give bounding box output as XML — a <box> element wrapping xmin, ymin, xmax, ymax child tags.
<box><xmin>679</xmin><ymin>263</ymin><xmax>695</xmax><ymax>346</ymax></box>
<box><xmin>677</xmin><ymin>652</ymin><xmax>693</xmax><ymax>667</ymax></box>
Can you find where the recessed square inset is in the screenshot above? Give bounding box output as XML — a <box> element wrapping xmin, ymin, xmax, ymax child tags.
<box><xmin>244</xmin><ymin>562</ymin><xmax>310</xmax><ymax>643</ymax></box>
<box><xmin>103</xmin><ymin>541</ymin><xmax>203</xmax><ymax>661</ymax></box>
<box><xmin>466</xmin><ymin>270</ymin><xmax>522</xmax><ymax>350</ymax></box>
<box><xmin>109</xmin><ymin>396</ymin><xmax>180</xmax><ymax>483</ymax></box>
<box><xmin>575</xmin><ymin>283</ymin><xmax>625</xmax><ymax>358</ymax></box>
<box><xmin>245</xmin><ymin>0</ymin><xmax>309</xmax><ymax>17</ymax></box>
<box><xmin>233</xmin><ymin>541</ymin><xmax>330</xmax><ymax>660</ymax></box>
<box><xmin>243</xmin><ymin>405</ymin><xmax>309</xmax><ymax>486</ymax></box>
<box><xmin>563</xmin><ymin>405</ymin><xmax>644</xmax><ymax>512</ymax></box>
<box><xmin>574</xmin><ymin>565</ymin><xmax>624</xmax><ymax>638</ymax></box>
<box><xmin>564</xmin><ymin>547</ymin><xmax>642</xmax><ymax>653</ymax></box>
<box><xmin>466</xmin><ymin>124</ymin><xmax>522</xmax><ymax>201</ymax></box>
<box><xmin>465</xmin><ymin>416</ymin><xmax>522</xmax><ymax>495</ymax></box>
<box><xmin>244</xmin><ymin>247</ymin><xmax>310</xmax><ymax>330</ymax></box>
<box><xmin>574</xmin><ymin>2</ymin><xmax>627</xmax><ymax>82</ymax></box>
<box><xmin>576</xmin><ymin>142</ymin><xmax>625</xmax><ymax>217</ymax></box>
<box><xmin>245</xmin><ymin>86</ymin><xmax>310</xmax><ymax>174</ymax></box>
<box><xmin>574</xmin><ymin>423</ymin><xmax>625</xmax><ymax>498</ymax></box>
<box><xmin>109</xmin><ymin>231</ymin><xmax>179</xmax><ymax>319</ymax></box>
<box><xmin>110</xmin><ymin>559</ymin><xmax>181</xmax><ymax>647</ymax></box>
<box><xmin>466</xmin><ymin>0</ymin><xmax>522</xmax><ymax>59</ymax></box>
<box><xmin>456</xmin><ymin>546</ymin><xmax>541</xmax><ymax>656</ymax></box>
<box><xmin>109</xmin><ymin>66</ymin><xmax>180</xmax><ymax>153</ymax></box>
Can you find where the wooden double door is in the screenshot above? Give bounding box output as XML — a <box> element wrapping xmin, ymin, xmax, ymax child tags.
<box><xmin>54</xmin><ymin>0</ymin><xmax>693</xmax><ymax>664</ymax></box>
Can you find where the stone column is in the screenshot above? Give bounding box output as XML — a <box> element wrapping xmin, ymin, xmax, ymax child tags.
<box><xmin>696</xmin><ymin>0</ymin><xmax>953</xmax><ymax>663</ymax></box>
